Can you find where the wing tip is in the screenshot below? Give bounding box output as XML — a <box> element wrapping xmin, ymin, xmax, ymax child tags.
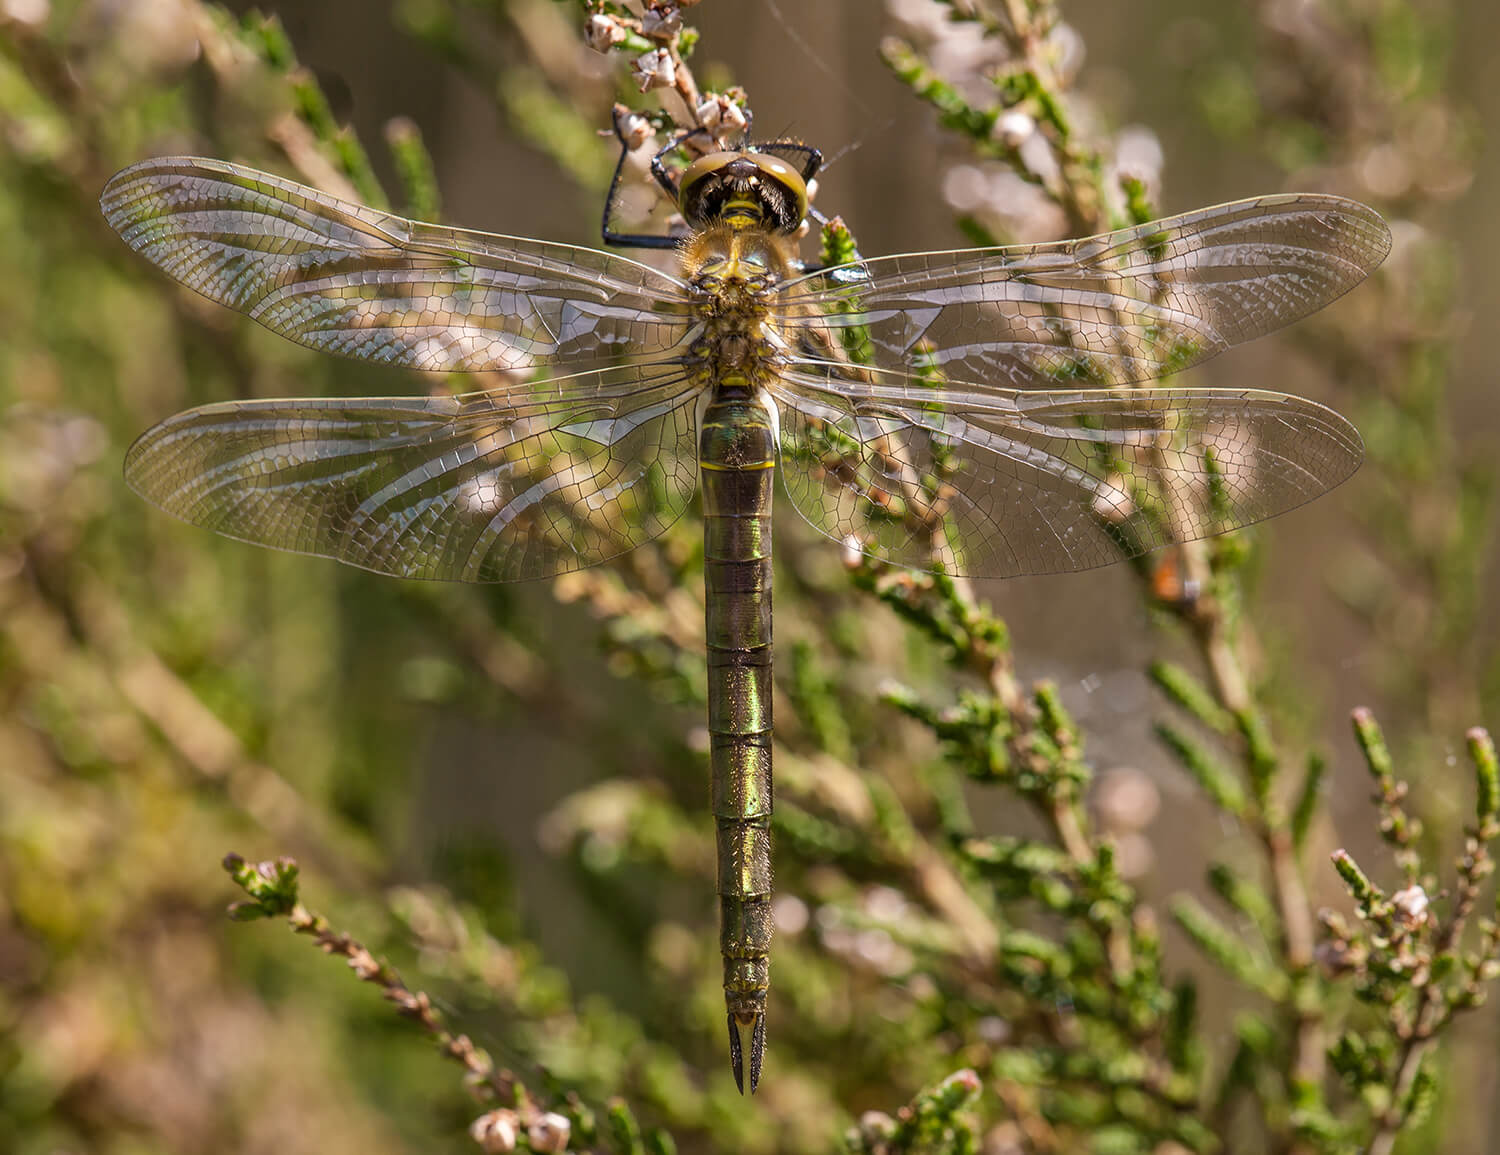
<box><xmin>1321</xmin><ymin>194</ymin><xmax>1394</xmax><ymax>276</ymax></box>
<box><xmin>99</xmin><ymin>155</ymin><xmax>237</xmax><ymax>239</ymax></box>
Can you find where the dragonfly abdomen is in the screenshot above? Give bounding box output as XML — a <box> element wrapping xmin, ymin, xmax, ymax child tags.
<box><xmin>699</xmin><ymin>390</ymin><xmax>776</xmax><ymax>1094</ymax></box>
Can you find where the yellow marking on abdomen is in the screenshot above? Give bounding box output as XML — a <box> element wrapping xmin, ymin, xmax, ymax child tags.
<box><xmin>700</xmin><ymin>460</ymin><xmax>775</xmax><ymax>471</ymax></box>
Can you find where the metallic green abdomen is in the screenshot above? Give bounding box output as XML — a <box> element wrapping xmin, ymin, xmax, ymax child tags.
<box><xmin>699</xmin><ymin>391</ymin><xmax>777</xmax><ymax>1092</ymax></box>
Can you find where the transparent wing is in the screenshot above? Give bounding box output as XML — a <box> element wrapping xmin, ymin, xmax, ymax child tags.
<box><xmin>125</xmin><ymin>365</ymin><xmax>702</xmax><ymax>582</ymax></box>
<box><xmin>100</xmin><ymin>156</ymin><xmax>693</xmax><ymax>373</ymax></box>
<box><xmin>777</xmin><ymin>195</ymin><xmax>1390</xmax><ymax>388</ymax></box>
<box><xmin>773</xmin><ymin>368</ymin><xmax>1363</xmax><ymax>578</ymax></box>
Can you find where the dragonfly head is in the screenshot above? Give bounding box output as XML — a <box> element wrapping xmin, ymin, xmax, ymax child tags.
<box><xmin>679</xmin><ymin>150</ymin><xmax>809</xmax><ymax>236</ymax></box>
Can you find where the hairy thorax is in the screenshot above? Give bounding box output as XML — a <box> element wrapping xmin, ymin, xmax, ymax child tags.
<box><xmin>681</xmin><ymin>224</ymin><xmax>798</xmax><ymax>391</ymax></box>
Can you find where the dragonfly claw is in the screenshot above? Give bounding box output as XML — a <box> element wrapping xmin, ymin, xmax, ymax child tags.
<box><xmin>727</xmin><ymin>1010</ymin><xmax>766</xmax><ymax>1094</ymax></box>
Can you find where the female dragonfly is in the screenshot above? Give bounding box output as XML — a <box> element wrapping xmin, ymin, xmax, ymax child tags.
<box><xmin>101</xmin><ymin>133</ymin><xmax>1389</xmax><ymax>1092</ymax></box>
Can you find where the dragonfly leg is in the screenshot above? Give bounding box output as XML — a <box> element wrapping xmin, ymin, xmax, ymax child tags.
<box><xmin>751</xmin><ymin>138</ymin><xmax>824</xmax><ymax>183</ymax></box>
<box><xmin>601</xmin><ymin>108</ymin><xmax>697</xmax><ymax>249</ymax></box>
<box><xmin>794</xmin><ymin>203</ymin><xmax>867</xmax><ymax>274</ymax></box>
<box><xmin>648</xmin><ymin>126</ymin><xmax>713</xmax><ymax>199</ymax></box>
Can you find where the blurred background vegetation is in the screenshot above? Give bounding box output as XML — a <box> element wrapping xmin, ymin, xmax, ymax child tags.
<box><xmin>1</xmin><ymin>0</ymin><xmax>1497</xmax><ymax>1152</ymax></box>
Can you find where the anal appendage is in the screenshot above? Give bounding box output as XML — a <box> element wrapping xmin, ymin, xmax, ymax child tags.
<box><xmin>727</xmin><ymin>1010</ymin><xmax>766</xmax><ymax>1094</ymax></box>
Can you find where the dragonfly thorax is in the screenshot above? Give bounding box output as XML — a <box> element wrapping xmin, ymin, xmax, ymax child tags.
<box><xmin>683</xmin><ymin>226</ymin><xmax>793</xmax><ymax>392</ymax></box>
<box><xmin>682</xmin><ymin>225</ymin><xmax>794</xmax><ymax>293</ymax></box>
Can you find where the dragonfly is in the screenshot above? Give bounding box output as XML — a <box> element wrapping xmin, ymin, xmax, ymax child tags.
<box><xmin>101</xmin><ymin>132</ymin><xmax>1389</xmax><ymax>1093</ymax></box>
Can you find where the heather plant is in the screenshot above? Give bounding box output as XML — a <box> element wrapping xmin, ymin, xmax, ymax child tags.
<box><xmin>0</xmin><ymin>2</ymin><xmax>1492</xmax><ymax>1153</ymax></box>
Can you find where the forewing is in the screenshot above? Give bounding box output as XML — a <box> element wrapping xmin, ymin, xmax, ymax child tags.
<box><xmin>773</xmin><ymin>369</ymin><xmax>1363</xmax><ymax>578</ymax></box>
<box><xmin>778</xmin><ymin>195</ymin><xmax>1390</xmax><ymax>388</ymax></box>
<box><xmin>125</xmin><ymin>366</ymin><xmax>702</xmax><ymax>582</ymax></box>
<box><xmin>100</xmin><ymin>157</ymin><xmax>692</xmax><ymax>373</ymax></box>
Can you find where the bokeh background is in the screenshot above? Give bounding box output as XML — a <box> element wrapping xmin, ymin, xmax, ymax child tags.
<box><xmin>2</xmin><ymin>0</ymin><xmax>1496</xmax><ymax>1151</ymax></box>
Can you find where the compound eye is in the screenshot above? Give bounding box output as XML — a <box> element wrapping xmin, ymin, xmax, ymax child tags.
<box><xmin>745</xmin><ymin>154</ymin><xmax>809</xmax><ymax>225</ymax></box>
